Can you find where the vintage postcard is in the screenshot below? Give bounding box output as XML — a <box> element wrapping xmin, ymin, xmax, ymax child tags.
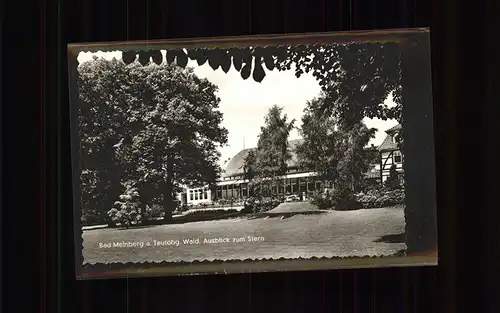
<box><xmin>68</xmin><ymin>28</ymin><xmax>437</xmax><ymax>279</ymax></box>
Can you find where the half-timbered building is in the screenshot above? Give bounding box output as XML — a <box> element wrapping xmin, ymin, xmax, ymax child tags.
<box><xmin>378</xmin><ymin>124</ymin><xmax>404</xmax><ymax>183</ymax></box>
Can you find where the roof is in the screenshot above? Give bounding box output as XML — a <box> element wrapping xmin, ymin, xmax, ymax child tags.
<box><xmin>378</xmin><ymin>124</ymin><xmax>401</xmax><ymax>152</ymax></box>
<box><xmin>385</xmin><ymin>124</ymin><xmax>402</xmax><ymax>134</ymax></box>
<box><xmin>223</xmin><ymin>139</ymin><xmax>303</xmax><ymax>177</ymax></box>
<box><xmin>378</xmin><ymin>135</ymin><xmax>399</xmax><ymax>152</ymax></box>
<box><xmin>223</xmin><ymin>138</ymin><xmax>382</xmax><ymax>179</ymax></box>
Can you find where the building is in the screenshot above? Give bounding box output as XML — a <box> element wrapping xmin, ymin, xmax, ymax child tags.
<box><xmin>177</xmin><ymin>124</ymin><xmax>403</xmax><ymax>206</ymax></box>
<box><xmin>214</xmin><ymin>139</ymin><xmax>322</xmax><ymax>202</ymax></box>
<box><xmin>176</xmin><ymin>186</ymin><xmax>212</xmax><ymax>206</ymax></box>
<box><xmin>378</xmin><ymin>124</ymin><xmax>404</xmax><ymax>183</ymax></box>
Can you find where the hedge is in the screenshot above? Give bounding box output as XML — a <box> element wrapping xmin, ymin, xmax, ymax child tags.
<box><xmin>356</xmin><ymin>188</ymin><xmax>405</xmax><ymax>208</ymax></box>
<box><xmin>310</xmin><ymin>187</ymin><xmax>405</xmax><ymax>210</ymax></box>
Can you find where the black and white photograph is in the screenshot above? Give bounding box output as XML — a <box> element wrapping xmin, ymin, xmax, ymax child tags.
<box><xmin>69</xmin><ymin>30</ymin><xmax>437</xmax><ymax>278</ymax></box>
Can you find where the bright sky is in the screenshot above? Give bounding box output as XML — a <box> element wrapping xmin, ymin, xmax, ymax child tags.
<box><xmin>78</xmin><ymin>50</ymin><xmax>398</xmax><ymax>168</ymax></box>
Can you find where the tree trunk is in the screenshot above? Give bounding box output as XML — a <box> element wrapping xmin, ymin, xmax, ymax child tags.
<box><xmin>162</xmin><ymin>181</ymin><xmax>174</xmax><ymax>223</ymax></box>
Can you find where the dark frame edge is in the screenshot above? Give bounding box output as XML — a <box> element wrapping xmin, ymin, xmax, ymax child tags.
<box><xmin>67</xmin><ymin>28</ymin><xmax>430</xmax><ymax>53</ymax></box>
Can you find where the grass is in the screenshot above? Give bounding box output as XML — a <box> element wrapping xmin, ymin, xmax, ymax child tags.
<box><xmin>82</xmin><ymin>206</ymin><xmax>406</xmax><ymax>264</ymax></box>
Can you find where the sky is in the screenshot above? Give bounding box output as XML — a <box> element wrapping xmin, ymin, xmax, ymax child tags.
<box><xmin>78</xmin><ymin>50</ymin><xmax>398</xmax><ymax>168</ymax></box>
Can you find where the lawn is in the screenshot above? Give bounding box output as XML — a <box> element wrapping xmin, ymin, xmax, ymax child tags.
<box><xmin>82</xmin><ymin>206</ymin><xmax>406</xmax><ymax>264</ymax></box>
<box><xmin>265</xmin><ymin>201</ymin><xmax>325</xmax><ymax>214</ymax></box>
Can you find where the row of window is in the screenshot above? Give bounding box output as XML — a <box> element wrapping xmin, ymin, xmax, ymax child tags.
<box><xmin>189</xmin><ymin>188</ymin><xmax>209</xmax><ymax>201</ymax></box>
<box><xmin>215</xmin><ymin>179</ymin><xmax>332</xmax><ymax>200</ymax></box>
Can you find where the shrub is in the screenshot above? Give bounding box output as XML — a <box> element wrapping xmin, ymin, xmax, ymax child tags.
<box><xmin>310</xmin><ymin>193</ymin><xmax>335</xmax><ymax>210</ymax></box>
<box><xmin>177</xmin><ymin>208</ymin><xmax>239</xmax><ymax>223</ymax></box>
<box><xmin>215</xmin><ymin>198</ymin><xmax>242</xmax><ymax>207</ymax></box>
<box><xmin>385</xmin><ymin>164</ymin><xmax>402</xmax><ymax>190</ymax></box>
<box><xmin>107</xmin><ymin>182</ymin><xmax>144</xmax><ymax>228</ymax></box>
<box><xmin>310</xmin><ymin>186</ymin><xmax>360</xmax><ymax>211</ymax></box>
<box><xmin>183</xmin><ymin>208</ymin><xmax>238</xmax><ymax>218</ymax></box>
<box><xmin>81</xmin><ymin>209</ymin><xmax>104</xmax><ymax>226</ymax></box>
<box><xmin>331</xmin><ymin>186</ymin><xmax>361</xmax><ymax>211</ymax></box>
<box><xmin>243</xmin><ymin>196</ymin><xmax>280</xmax><ymax>213</ymax></box>
<box><xmin>146</xmin><ymin>204</ymin><xmax>165</xmax><ymax>218</ymax></box>
<box><xmin>140</xmin><ymin>204</ymin><xmax>165</xmax><ymax>224</ymax></box>
<box><xmin>356</xmin><ymin>187</ymin><xmax>405</xmax><ymax>208</ymax></box>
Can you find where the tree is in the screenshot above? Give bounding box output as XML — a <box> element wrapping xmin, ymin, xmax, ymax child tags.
<box><xmin>78</xmin><ymin>57</ymin><xmax>134</xmax><ymax>225</ymax></box>
<box><xmin>78</xmin><ymin>58</ymin><xmax>228</xmax><ymax>223</ymax></box>
<box><xmin>336</xmin><ymin>122</ymin><xmax>378</xmax><ymax>193</ymax></box>
<box><xmin>295</xmin><ymin>96</ymin><xmax>344</xmax><ymax>183</ymax></box>
<box><xmin>107</xmin><ymin>181</ymin><xmax>142</xmax><ymax>228</ymax></box>
<box><xmin>243</xmin><ymin>149</ymin><xmax>258</xmax><ymax>197</ymax></box>
<box><xmin>244</xmin><ymin>105</ymin><xmax>295</xmax><ymax>200</ymax></box>
<box><xmin>385</xmin><ymin>164</ymin><xmax>401</xmax><ymax>190</ymax></box>
<box><xmin>296</xmin><ymin>95</ymin><xmax>378</xmax><ymax>209</ymax></box>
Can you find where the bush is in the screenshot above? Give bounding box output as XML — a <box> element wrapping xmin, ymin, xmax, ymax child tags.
<box><xmin>188</xmin><ymin>202</ymin><xmax>211</xmax><ymax>210</ymax></box>
<box><xmin>310</xmin><ymin>187</ymin><xmax>360</xmax><ymax>211</ymax></box>
<box><xmin>140</xmin><ymin>204</ymin><xmax>165</xmax><ymax>224</ymax></box>
<box><xmin>215</xmin><ymin>198</ymin><xmax>240</xmax><ymax>207</ymax></box>
<box><xmin>143</xmin><ymin>204</ymin><xmax>164</xmax><ymax>217</ymax></box>
<box><xmin>183</xmin><ymin>208</ymin><xmax>238</xmax><ymax>218</ymax></box>
<box><xmin>310</xmin><ymin>193</ymin><xmax>335</xmax><ymax>210</ymax></box>
<box><xmin>107</xmin><ymin>182</ymin><xmax>144</xmax><ymax>228</ymax></box>
<box><xmin>385</xmin><ymin>165</ymin><xmax>403</xmax><ymax>190</ymax></box>
<box><xmin>243</xmin><ymin>196</ymin><xmax>281</xmax><ymax>213</ymax></box>
<box><xmin>81</xmin><ymin>210</ymin><xmax>104</xmax><ymax>226</ymax></box>
<box><xmin>356</xmin><ymin>187</ymin><xmax>405</xmax><ymax>208</ymax></box>
<box><xmin>331</xmin><ymin>187</ymin><xmax>361</xmax><ymax>211</ymax></box>
<box><xmin>177</xmin><ymin>209</ymin><xmax>239</xmax><ymax>223</ymax></box>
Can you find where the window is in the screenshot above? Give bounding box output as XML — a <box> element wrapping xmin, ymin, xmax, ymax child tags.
<box><xmin>393</xmin><ymin>151</ymin><xmax>402</xmax><ymax>163</ymax></box>
<box><xmin>195</xmin><ymin>190</ymin><xmax>199</xmax><ymax>200</ymax></box>
<box><xmin>279</xmin><ymin>185</ymin><xmax>285</xmax><ymax>194</ymax></box>
<box><xmin>189</xmin><ymin>190</ymin><xmax>194</xmax><ymax>201</ymax></box>
<box><xmin>203</xmin><ymin>189</ymin><xmax>208</xmax><ymax>199</ymax></box>
<box><xmin>271</xmin><ymin>185</ymin><xmax>277</xmax><ymax>195</ymax></box>
<box><xmin>316</xmin><ymin>182</ymin><xmax>322</xmax><ymax>191</ymax></box>
<box><xmin>307</xmin><ymin>181</ymin><xmax>315</xmax><ymax>191</ymax></box>
<box><xmin>299</xmin><ymin>179</ymin><xmax>306</xmax><ymax>193</ymax></box>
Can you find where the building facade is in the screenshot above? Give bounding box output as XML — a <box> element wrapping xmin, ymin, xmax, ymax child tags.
<box><xmin>214</xmin><ymin>139</ymin><xmax>325</xmax><ymax>202</ymax></box>
<box><xmin>176</xmin><ymin>186</ymin><xmax>212</xmax><ymax>206</ymax></box>
<box><xmin>177</xmin><ymin>124</ymin><xmax>403</xmax><ymax>206</ymax></box>
<box><xmin>378</xmin><ymin>124</ymin><xmax>404</xmax><ymax>183</ymax></box>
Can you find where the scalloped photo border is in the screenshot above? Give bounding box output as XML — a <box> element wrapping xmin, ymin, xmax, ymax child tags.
<box><xmin>67</xmin><ymin>28</ymin><xmax>438</xmax><ymax>280</ymax></box>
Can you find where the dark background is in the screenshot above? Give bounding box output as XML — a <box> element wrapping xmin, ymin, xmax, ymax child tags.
<box><xmin>1</xmin><ymin>0</ymin><xmax>498</xmax><ymax>312</ymax></box>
